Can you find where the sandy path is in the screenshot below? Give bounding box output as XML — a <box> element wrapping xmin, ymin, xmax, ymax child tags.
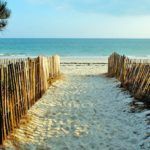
<box><xmin>4</xmin><ymin>64</ymin><xmax>149</xmax><ymax>150</ymax></box>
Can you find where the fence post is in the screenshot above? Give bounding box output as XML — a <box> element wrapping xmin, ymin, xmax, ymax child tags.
<box><xmin>0</xmin><ymin>55</ymin><xmax>61</xmax><ymax>144</ymax></box>
<box><xmin>0</xmin><ymin>66</ymin><xmax>3</xmax><ymax>145</ymax></box>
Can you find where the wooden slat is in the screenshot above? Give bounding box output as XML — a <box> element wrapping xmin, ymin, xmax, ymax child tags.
<box><xmin>108</xmin><ymin>53</ymin><xmax>150</xmax><ymax>101</ymax></box>
<box><xmin>0</xmin><ymin>55</ymin><xmax>60</xmax><ymax>144</ymax></box>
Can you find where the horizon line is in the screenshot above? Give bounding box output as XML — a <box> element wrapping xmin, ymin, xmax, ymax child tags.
<box><xmin>1</xmin><ymin>37</ymin><xmax>150</xmax><ymax>39</ymax></box>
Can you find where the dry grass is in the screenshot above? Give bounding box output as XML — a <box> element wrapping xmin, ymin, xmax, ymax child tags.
<box><xmin>48</xmin><ymin>73</ymin><xmax>65</xmax><ymax>85</ymax></box>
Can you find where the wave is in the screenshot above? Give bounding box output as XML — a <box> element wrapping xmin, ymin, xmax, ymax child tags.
<box><xmin>0</xmin><ymin>53</ymin><xmax>36</xmax><ymax>59</ymax></box>
<box><xmin>0</xmin><ymin>53</ymin><xmax>150</xmax><ymax>60</ymax></box>
<box><xmin>127</xmin><ymin>55</ymin><xmax>150</xmax><ymax>59</ymax></box>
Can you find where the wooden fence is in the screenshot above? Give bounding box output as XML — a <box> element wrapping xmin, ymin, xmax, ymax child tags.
<box><xmin>108</xmin><ymin>53</ymin><xmax>150</xmax><ymax>101</ymax></box>
<box><xmin>0</xmin><ymin>55</ymin><xmax>60</xmax><ymax>145</ymax></box>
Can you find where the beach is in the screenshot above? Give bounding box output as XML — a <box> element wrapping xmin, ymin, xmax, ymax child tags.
<box><xmin>3</xmin><ymin>58</ymin><xmax>150</xmax><ymax>150</ymax></box>
<box><xmin>1</xmin><ymin>0</ymin><xmax>150</xmax><ymax>149</ymax></box>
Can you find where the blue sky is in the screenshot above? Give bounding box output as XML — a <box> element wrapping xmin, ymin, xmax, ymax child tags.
<box><xmin>2</xmin><ymin>0</ymin><xmax>150</xmax><ymax>38</ymax></box>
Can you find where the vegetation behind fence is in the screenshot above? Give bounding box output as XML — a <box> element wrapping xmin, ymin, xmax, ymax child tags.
<box><xmin>108</xmin><ymin>53</ymin><xmax>150</xmax><ymax>101</ymax></box>
<box><xmin>0</xmin><ymin>55</ymin><xmax>60</xmax><ymax>145</ymax></box>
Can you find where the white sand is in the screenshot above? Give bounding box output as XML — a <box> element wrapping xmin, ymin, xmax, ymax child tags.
<box><xmin>61</xmin><ymin>56</ymin><xmax>108</xmax><ymax>64</ymax></box>
<box><xmin>4</xmin><ymin>60</ymin><xmax>149</xmax><ymax>150</ymax></box>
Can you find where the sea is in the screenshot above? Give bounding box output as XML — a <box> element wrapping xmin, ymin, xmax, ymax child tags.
<box><xmin>0</xmin><ymin>38</ymin><xmax>150</xmax><ymax>58</ymax></box>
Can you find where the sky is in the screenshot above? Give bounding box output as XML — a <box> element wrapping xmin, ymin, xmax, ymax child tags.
<box><xmin>1</xmin><ymin>0</ymin><xmax>150</xmax><ymax>38</ymax></box>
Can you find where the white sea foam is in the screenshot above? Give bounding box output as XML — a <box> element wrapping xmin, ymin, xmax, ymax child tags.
<box><xmin>0</xmin><ymin>53</ymin><xmax>149</xmax><ymax>63</ymax></box>
<box><xmin>128</xmin><ymin>55</ymin><xmax>150</xmax><ymax>59</ymax></box>
<box><xmin>0</xmin><ymin>53</ymin><xmax>36</xmax><ymax>59</ymax></box>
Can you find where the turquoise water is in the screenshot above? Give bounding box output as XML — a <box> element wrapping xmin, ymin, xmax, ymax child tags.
<box><xmin>0</xmin><ymin>38</ymin><xmax>150</xmax><ymax>57</ymax></box>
